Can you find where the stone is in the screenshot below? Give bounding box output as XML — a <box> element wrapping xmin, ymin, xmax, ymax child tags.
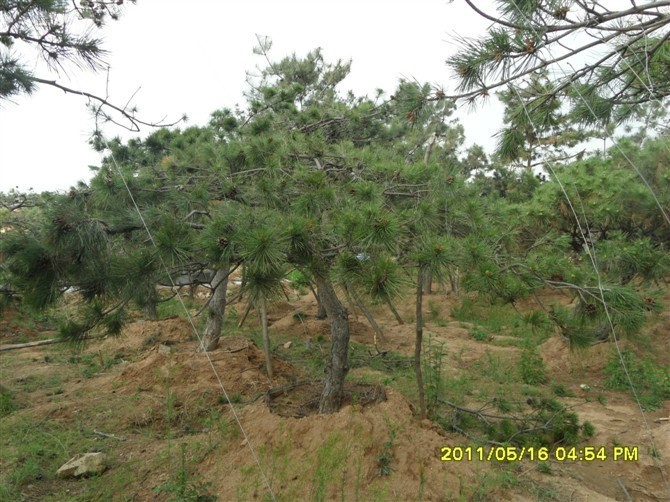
<box><xmin>157</xmin><ymin>343</ymin><xmax>171</xmax><ymax>355</ymax></box>
<box><xmin>56</xmin><ymin>452</ymin><xmax>107</xmax><ymax>478</ymax></box>
<box><xmin>283</xmin><ymin>341</ymin><xmax>293</xmax><ymax>349</ymax></box>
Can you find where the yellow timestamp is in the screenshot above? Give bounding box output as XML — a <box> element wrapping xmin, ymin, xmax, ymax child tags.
<box><xmin>440</xmin><ymin>445</ymin><xmax>639</xmax><ymax>462</ymax></box>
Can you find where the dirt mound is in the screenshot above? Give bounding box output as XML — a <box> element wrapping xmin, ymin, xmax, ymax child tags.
<box><xmin>266</xmin><ymin>381</ymin><xmax>387</xmax><ymax>418</ymax></box>
<box><xmin>110</xmin><ymin>328</ymin><xmax>300</xmax><ymax>433</ymax></box>
<box><xmin>540</xmin><ymin>336</ymin><xmax>612</xmax><ymax>379</ymax></box>
<box><xmin>202</xmin><ymin>388</ymin><xmax>478</xmax><ymax>502</ymax></box>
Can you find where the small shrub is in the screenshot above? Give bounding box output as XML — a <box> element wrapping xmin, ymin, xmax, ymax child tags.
<box><xmin>582</xmin><ymin>421</ymin><xmax>596</xmax><ymax>438</ymax></box>
<box><xmin>552</xmin><ymin>384</ymin><xmax>575</xmax><ymax>397</ymax></box>
<box><xmin>154</xmin><ymin>444</ymin><xmax>216</xmax><ymax>501</ymax></box>
<box><xmin>519</xmin><ymin>346</ymin><xmax>547</xmax><ymax>385</ymax></box>
<box><xmin>377</xmin><ymin>421</ymin><xmax>398</xmax><ymax>477</ymax></box>
<box><xmin>471</xmin><ymin>326</ymin><xmax>489</xmax><ymax>342</ymax></box>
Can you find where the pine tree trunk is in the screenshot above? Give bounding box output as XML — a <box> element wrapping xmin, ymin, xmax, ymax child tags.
<box><xmin>415</xmin><ymin>267</ymin><xmax>426</xmax><ymax>419</ymax></box>
<box><xmin>421</xmin><ymin>269</ymin><xmax>432</xmax><ymax>294</ymax></box>
<box><xmin>348</xmin><ymin>287</ymin><xmax>385</xmax><ymax>343</ymax></box>
<box><xmin>144</xmin><ymin>287</ymin><xmax>159</xmax><ymax>319</ymax></box>
<box><xmin>199</xmin><ymin>263</ymin><xmax>230</xmax><ymax>352</ymax></box>
<box><xmin>308</xmin><ymin>280</ymin><xmax>327</xmax><ymax>319</ymax></box>
<box><xmin>259</xmin><ymin>294</ymin><xmax>274</xmax><ymax>379</ymax></box>
<box><xmin>316</xmin><ymin>275</ymin><xmax>350</xmax><ymax>414</ymax></box>
<box><xmin>144</xmin><ymin>298</ymin><xmax>158</xmax><ymax>320</ymax></box>
<box><xmin>237</xmin><ymin>302</ymin><xmax>253</xmax><ymax>328</ymax></box>
<box><xmin>385</xmin><ymin>298</ymin><xmax>404</xmax><ymax>325</ymax></box>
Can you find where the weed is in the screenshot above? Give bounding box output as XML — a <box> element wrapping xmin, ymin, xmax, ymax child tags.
<box><xmin>311</xmin><ymin>433</ymin><xmax>349</xmax><ymax>502</ymax></box>
<box><xmin>377</xmin><ymin>420</ymin><xmax>397</xmax><ymax>477</ymax></box>
<box><xmin>470</xmin><ymin>466</ymin><xmax>519</xmax><ymax>501</ymax></box>
<box><xmin>0</xmin><ymin>386</ymin><xmax>18</xmax><ymax>417</ymax></box>
<box><xmin>536</xmin><ymin>462</ymin><xmax>552</xmax><ymax>474</ymax></box>
<box><xmin>582</xmin><ymin>421</ymin><xmax>596</xmax><ymax>438</ymax></box>
<box><xmin>471</xmin><ymin>326</ymin><xmax>490</xmax><ymax>342</ymax></box>
<box><xmin>552</xmin><ymin>384</ymin><xmax>575</xmax><ymax>397</ymax></box>
<box><xmin>154</xmin><ymin>443</ymin><xmax>216</xmax><ymax>501</ymax></box>
<box><xmin>519</xmin><ymin>345</ymin><xmax>547</xmax><ymax>385</ymax></box>
<box><xmin>482</xmin><ymin>351</ymin><xmax>517</xmax><ymax>384</ymax></box>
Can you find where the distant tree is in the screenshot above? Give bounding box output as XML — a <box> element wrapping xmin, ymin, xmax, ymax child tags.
<box><xmin>457</xmin><ymin>144</ymin><xmax>668</xmax><ymax>349</ymax></box>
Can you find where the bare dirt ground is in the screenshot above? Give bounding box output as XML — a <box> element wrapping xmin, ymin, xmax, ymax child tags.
<box><xmin>0</xmin><ymin>285</ymin><xmax>669</xmax><ymax>501</ymax></box>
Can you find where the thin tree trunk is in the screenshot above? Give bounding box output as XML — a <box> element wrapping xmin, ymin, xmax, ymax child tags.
<box><xmin>308</xmin><ymin>280</ymin><xmax>327</xmax><ymax>319</ymax></box>
<box><xmin>259</xmin><ymin>294</ymin><xmax>273</xmax><ymax>379</ymax></box>
<box><xmin>200</xmin><ymin>263</ymin><xmax>230</xmax><ymax>352</ymax></box>
<box><xmin>342</xmin><ymin>286</ymin><xmax>359</xmax><ymax>321</ymax></box>
<box><xmin>315</xmin><ymin>275</ymin><xmax>350</xmax><ymax>414</ymax></box>
<box><xmin>415</xmin><ymin>268</ymin><xmax>426</xmax><ymax>419</ymax></box>
<box><xmin>448</xmin><ymin>268</ymin><xmax>460</xmax><ymax>295</ymax></box>
<box><xmin>237</xmin><ymin>302</ymin><xmax>253</xmax><ymax>328</ymax></box>
<box><xmin>385</xmin><ymin>298</ymin><xmax>404</xmax><ymax>325</ymax></box>
<box><xmin>144</xmin><ymin>287</ymin><xmax>159</xmax><ymax>319</ymax></box>
<box><xmin>347</xmin><ymin>286</ymin><xmax>385</xmax><ymax>344</ymax></box>
<box><xmin>144</xmin><ymin>300</ymin><xmax>158</xmax><ymax>320</ymax></box>
<box><xmin>421</xmin><ymin>268</ymin><xmax>432</xmax><ymax>294</ymax></box>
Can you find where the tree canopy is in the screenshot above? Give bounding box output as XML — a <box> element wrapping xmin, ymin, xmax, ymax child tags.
<box><xmin>448</xmin><ymin>1</ymin><xmax>670</xmax><ymax>127</ymax></box>
<box><xmin>2</xmin><ymin>30</ymin><xmax>669</xmax><ymax>419</ymax></box>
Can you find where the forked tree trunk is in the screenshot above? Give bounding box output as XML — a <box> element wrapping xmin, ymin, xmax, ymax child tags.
<box><xmin>316</xmin><ymin>275</ymin><xmax>350</xmax><ymax>414</ymax></box>
<box><xmin>307</xmin><ymin>279</ymin><xmax>327</xmax><ymax>319</ymax></box>
<box><xmin>415</xmin><ymin>267</ymin><xmax>426</xmax><ymax>419</ymax></box>
<box><xmin>259</xmin><ymin>294</ymin><xmax>274</xmax><ymax>379</ymax></box>
<box><xmin>199</xmin><ymin>263</ymin><xmax>230</xmax><ymax>352</ymax></box>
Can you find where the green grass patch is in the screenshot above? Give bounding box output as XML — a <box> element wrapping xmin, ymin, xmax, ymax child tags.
<box><xmin>604</xmin><ymin>349</ymin><xmax>670</xmax><ymax>411</ymax></box>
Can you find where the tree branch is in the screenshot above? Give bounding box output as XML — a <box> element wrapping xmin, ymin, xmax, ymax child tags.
<box><xmin>29</xmin><ymin>76</ymin><xmax>184</xmax><ymax>132</ymax></box>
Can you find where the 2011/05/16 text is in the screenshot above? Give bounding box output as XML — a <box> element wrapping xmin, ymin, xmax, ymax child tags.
<box><xmin>440</xmin><ymin>446</ymin><xmax>639</xmax><ymax>462</ymax></box>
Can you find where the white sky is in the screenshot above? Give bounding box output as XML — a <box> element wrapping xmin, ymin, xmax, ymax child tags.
<box><xmin>0</xmin><ymin>0</ymin><xmax>504</xmax><ymax>193</ymax></box>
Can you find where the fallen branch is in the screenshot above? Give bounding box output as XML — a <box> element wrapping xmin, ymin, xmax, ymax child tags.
<box><xmin>0</xmin><ymin>338</ymin><xmax>63</xmax><ymax>352</ymax></box>
<box><xmin>0</xmin><ymin>335</ymin><xmax>95</xmax><ymax>352</ymax></box>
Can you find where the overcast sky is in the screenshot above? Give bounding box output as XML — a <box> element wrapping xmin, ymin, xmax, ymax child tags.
<box><xmin>0</xmin><ymin>0</ymin><xmax>504</xmax><ymax>193</ymax></box>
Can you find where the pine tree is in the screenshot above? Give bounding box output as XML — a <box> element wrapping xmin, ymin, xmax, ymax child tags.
<box><xmin>448</xmin><ymin>1</ymin><xmax>670</xmax><ymax>126</ymax></box>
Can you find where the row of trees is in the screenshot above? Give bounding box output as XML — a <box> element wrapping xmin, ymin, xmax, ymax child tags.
<box><xmin>3</xmin><ymin>40</ymin><xmax>669</xmax><ymax>416</ymax></box>
<box><xmin>2</xmin><ymin>2</ymin><xmax>670</xmax><ymax>416</ymax></box>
